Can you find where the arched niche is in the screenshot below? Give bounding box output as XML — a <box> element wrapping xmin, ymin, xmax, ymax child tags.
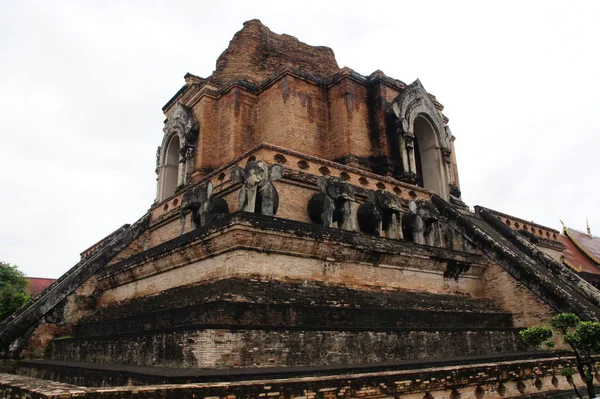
<box><xmin>390</xmin><ymin>80</ymin><xmax>453</xmax><ymax>200</ymax></box>
<box><xmin>413</xmin><ymin>116</ymin><xmax>445</xmax><ymax>195</ymax></box>
<box><xmin>155</xmin><ymin>102</ymin><xmax>199</xmax><ymax>202</ymax></box>
<box><xmin>161</xmin><ymin>135</ymin><xmax>181</xmax><ymax>200</ymax></box>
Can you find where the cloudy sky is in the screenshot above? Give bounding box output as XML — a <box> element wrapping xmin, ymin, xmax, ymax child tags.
<box><xmin>1</xmin><ymin>0</ymin><xmax>599</xmax><ymax>278</ymax></box>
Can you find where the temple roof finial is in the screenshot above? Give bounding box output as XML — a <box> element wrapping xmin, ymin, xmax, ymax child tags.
<box><xmin>587</xmin><ymin>216</ymin><xmax>592</xmax><ymax>237</ymax></box>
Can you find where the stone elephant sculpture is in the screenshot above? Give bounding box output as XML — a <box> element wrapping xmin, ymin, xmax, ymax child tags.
<box><xmin>230</xmin><ymin>160</ymin><xmax>284</xmax><ymax>216</ymax></box>
<box><xmin>402</xmin><ymin>200</ymin><xmax>441</xmax><ymax>246</ymax></box>
<box><xmin>179</xmin><ymin>181</ymin><xmax>230</xmax><ymax>235</ymax></box>
<box><xmin>417</xmin><ymin>200</ymin><xmax>442</xmax><ymax>246</ymax></box>
<box><xmin>357</xmin><ymin>189</ymin><xmax>403</xmax><ymax>239</ymax></box>
<box><xmin>307</xmin><ymin>177</ymin><xmax>355</xmax><ymax>230</ymax></box>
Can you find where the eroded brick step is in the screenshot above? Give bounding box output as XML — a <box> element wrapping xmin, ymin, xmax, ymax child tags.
<box><xmin>82</xmin><ymin>278</ymin><xmax>508</xmax><ymax>324</ymax></box>
<box><xmin>74</xmin><ymin>301</ymin><xmax>513</xmax><ymax>338</ymax></box>
<box><xmin>48</xmin><ymin>328</ymin><xmax>525</xmax><ymax>370</ymax></box>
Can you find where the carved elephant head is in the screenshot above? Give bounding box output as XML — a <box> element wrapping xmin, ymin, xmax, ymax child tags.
<box><xmin>370</xmin><ymin>190</ymin><xmax>402</xmax><ymax>214</ymax></box>
<box><xmin>415</xmin><ymin>200</ymin><xmax>440</xmax><ymax>223</ymax></box>
<box><xmin>402</xmin><ymin>200</ymin><xmax>425</xmax><ymax>244</ymax></box>
<box><xmin>318</xmin><ymin>176</ymin><xmax>355</xmax><ymax>204</ymax></box>
<box><xmin>307</xmin><ymin>177</ymin><xmax>355</xmax><ymax>230</ymax></box>
<box><xmin>358</xmin><ymin>190</ymin><xmax>403</xmax><ymax>238</ymax></box>
<box><xmin>179</xmin><ymin>181</ymin><xmax>229</xmax><ymax>234</ymax></box>
<box><xmin>401</xmin><ymin>200</ymin><xmax>442</xmax><ymax>246</ymax></box>
<box><xmin>230</xmin><ymin>160</ymin><xmax>284</xmax><ymax>216</ymax></box>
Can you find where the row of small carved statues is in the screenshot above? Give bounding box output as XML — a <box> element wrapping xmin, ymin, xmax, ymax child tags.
<box><xmin>178</xmin><ymin>160</ymin><xmax>442</xmax><ymax>246</ymax></box>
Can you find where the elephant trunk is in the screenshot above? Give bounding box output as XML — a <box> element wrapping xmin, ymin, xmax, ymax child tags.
<box><xmin>244</xmin><ymin>185</ymin><xmax>258</xmax><ymax>213</ymax></box>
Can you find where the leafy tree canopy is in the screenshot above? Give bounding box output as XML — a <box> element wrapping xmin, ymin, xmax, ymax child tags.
<box><xmin>520</xmin><ymin>313</ymin><xmax>600</xmax><ymax>399</ymax></box>
<box><xmin>0</xmin><ymin>261</ymin><xmax>30</xmax><ymax>320</ymax></box>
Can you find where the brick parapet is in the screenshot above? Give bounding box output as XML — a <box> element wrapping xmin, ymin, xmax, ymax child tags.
<box><xmin>475</xmin><ymin>206</ymin><xmax>561</xmax><ymax>242</ymax></box>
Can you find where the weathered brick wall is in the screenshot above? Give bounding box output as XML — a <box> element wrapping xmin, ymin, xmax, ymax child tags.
<box><xmin>195</xmin><ymin>95</ymin><xmax>218</xmax><ymax>171</ymax></box>
<box><xmin>106</xmin><ymin>231</ymin><xmax>149</xmax><ymax>266</ymax></box>
<box><xmin>332</xmin><ymin>78</ymin><xmax>371</xmax><ymax>159</ymax></box>
<box><xmin>185</xmin><ymin>75</ymin><xmax>403</xmax><ymax>177</ymax></box>
<box><xmin>47</xmin><ymin>328</ymin><xmax>524</xmax><ymax>369</ymax></box>
<box><xmin>367</xmin><ymin>80</ymin><xmax>399</xmax><ymax>160</ymax></box>
<box><xmin>210</xmin><ymin>19</ymin><xmax>339</xmax><ymax>86</ymax></box>
<box><xmin>477</xmin><ymin>261</ymin><xmax>557</xmax><ymax>328</ymax></box>
<box><xmin>19</xmin><ymin>323</ymin><xmax>72</xmax><ymax>359</ymax></box>
<box><xmin>326</xmin><ymin>79</ymin><xmax>351</xmax><ymax>160</ymax></box>
<box><xmin>96</xmin><ymin>247</ymin><xmax>483</xmax><ymax>306</ymax></box>
<box><xmin>233</xmin><ymin>88</ymin><xmax>259</xmax><ymax>159</ymax></box>
<box><xmin>62</xmin><ymin>276</ymin><xmax>97</xmax><ymax>325</ymax></box>
<box><xmin>275</xmin><ymin>181</ymin><xmax>315</xmax><ymax>224</ymax></box>
<box><xmin>148</xmin><ymin>214</ymin><xmax>183</xmax><ymax>248</ymax></box>
<box><xmin>259</xmin><ymin>76</ymin><xmax>328</xmax><ymax>160</ymax></box>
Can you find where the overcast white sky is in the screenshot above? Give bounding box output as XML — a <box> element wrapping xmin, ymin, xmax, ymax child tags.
<box><xmin>1</xmin><ymin>1</ymin><xmax>599</xmax><ymax>278</ymax></box>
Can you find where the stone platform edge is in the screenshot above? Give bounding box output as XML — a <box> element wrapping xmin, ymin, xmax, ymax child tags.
<box><xmin>4</xmin><ymin>352</ymin><xmax>598</xmax><ymax>399</ymax></box>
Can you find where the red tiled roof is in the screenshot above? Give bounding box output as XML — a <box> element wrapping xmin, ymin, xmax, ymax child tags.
<box><xmin>26</xmin><ymin>277</ymin><xmax>56</xmax><ymax>296</ymax></box>
<box><xmin>565</xmin><ymin>228</ymin><xmax>600</xmax><ymax>265</ymax></box>
<box><xmin>558</xmin><ymin>235</ymin><xmax>600</xmax><ymax>275</ymax></box>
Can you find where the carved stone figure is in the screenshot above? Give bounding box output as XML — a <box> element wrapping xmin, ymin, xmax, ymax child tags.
<box><xmin>357</xmin><ymin>190</ymin><xmax>403</xmax><ymax>239</ymax></box>
<box><xmin>402</xmin><ymin>200</ymin><xmax>442</xmax><ymax>246</ymax></box>
<box><xmin>416</xmin><ymin>200</ymin><xmax>442</xmax><ymax>246</ymax></box>
<box><xmin>357</xmin><ymin>199</ymin><xmax>382</xmax><ymax>237</ymax></box>
<box><xmin>179</xmin><ymin>181</ymin><xmax>229</xmax><ymax>234</ymax></box>
<box><xmin>230</xmin><ymin>160</ymin><xmax>284</xmax><ymax>216</ymax></box>
<box><xmin>402</xmin><ymin>201</ymin><xmax>425</xmax><ymax>244</ymax></box>
<box><xmin>307</xmin><ymin>177</ymin><xmax>355</xmax><ymax>230</ymax></box>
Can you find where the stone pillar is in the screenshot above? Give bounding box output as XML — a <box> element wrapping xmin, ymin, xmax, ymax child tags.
<box><xmin>405</xmin><ymin>134</ymin><xmax>416</xmax><ymax>174</ymax></box>
<box><xmin>450</xmin><ymin>135</ymin><xmax>460</xmax><ymax>187</ymax></box>
<box><xmin>177</xmin><ymin>145</ymin><xmax>186</xmax><ymax>188</ymax></box>
<box><xmin>179</xmin><ymin>145</ymin><xmax>196</xmax><ymax>186</ymax></box>
<box><xmin>155</xmin><ymin>146</ymin><xmax>161</xmax><ymax>202</ymax></box>
<box><xmin>442</xmin><ymin>148</ymin><xmax>453</xmax><ymax>197</ymax></box>
<box><xmin>395</xmin><ymin>119</ymin><xmax>410</xmax><ymax>175</ymax></box>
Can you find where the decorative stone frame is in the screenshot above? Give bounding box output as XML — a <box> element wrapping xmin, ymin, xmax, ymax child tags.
<box><xmin>155</xmin><ymin>103</ymin><xmax>199</xmax><ymax>201</ymax></box>
<box><xmin>391</xmin><ymin>80</ymin><xmax>455</xmax><ymax>200</ymax></box>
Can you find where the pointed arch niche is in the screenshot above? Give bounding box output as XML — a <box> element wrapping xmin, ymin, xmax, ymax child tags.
<box><xmin>390</xmin><ymin>80</ymin><xmax>456</xmax><ymax>200</ymax></box>
<box><xmin>413</xmin><ymin>116</ymin><xmax>444</xmax><ymax>195</ymax></box>
<box><xmin>155</xmin><ymin>102</ymin><xmax>199</xmax><ymax>202</ymax></box>
<box><xmin>161</xmin><ymin>134</ymin><xmax>181</xmax><ymax>200</ymax></box>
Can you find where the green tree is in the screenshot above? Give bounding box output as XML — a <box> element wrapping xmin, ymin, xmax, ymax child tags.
<box><xmin>0</xmin><ymin>261</ymin><xmax>30</xmax><ymax>321</ymax></box>
<box><xmin>520</xmin><ymin>313</ymin><xmax>600</xmax><ymax>399</ymax></box>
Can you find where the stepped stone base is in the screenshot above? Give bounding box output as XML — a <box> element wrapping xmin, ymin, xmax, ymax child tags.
<box><xmin>42</xmin><ymin>279</ymin><xmax>522</xmax><ymax>369</ymax></box>
<box><xmin>77</xmin><ymin>278</ymin><xmax>514</xmax><ymax>335</ymax></box>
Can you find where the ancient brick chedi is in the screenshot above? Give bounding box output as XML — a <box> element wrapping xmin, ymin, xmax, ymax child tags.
<box><xmin>2</xmin><ymin>20</ymin><xmax>600</xmax><ymax>399</ymax></box>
